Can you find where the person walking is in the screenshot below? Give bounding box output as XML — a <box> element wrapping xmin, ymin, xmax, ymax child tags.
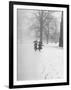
<box><xmin>33</xmin><ymin>40</ymin><xmax>38</xmax><ymax>51</ymax></box>
<box><xmin>38</xmin><ymin>41</ymin><xmax>43</xmax><ymax>51</ymax></box>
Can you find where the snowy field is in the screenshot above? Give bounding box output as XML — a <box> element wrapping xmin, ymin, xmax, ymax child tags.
<box><xmin>17</xmin><ymin>39</ymin><xmax>64</xmax><ymax>81</ymax></box>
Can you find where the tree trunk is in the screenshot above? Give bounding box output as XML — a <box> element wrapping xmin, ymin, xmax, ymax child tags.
<box><xmin>47</xmin><ymin>23</ymin><xmax>49</xmax><ymax>43</ymax></box>
<box><xmin>40</xmin><ymin>11</ymin><xmax>43</xmax><ymax>42</ymax></box>
<box><xmin>59</xmin><ymin>11</ymin><xmax>63</xmax><ymax>47</ymax></box>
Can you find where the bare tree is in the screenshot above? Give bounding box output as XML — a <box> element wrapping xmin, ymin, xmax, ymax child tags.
<box><xmin>31</xmin><ymin>10</ymin><xmax>54</xmax><ymax>43</ymax></box>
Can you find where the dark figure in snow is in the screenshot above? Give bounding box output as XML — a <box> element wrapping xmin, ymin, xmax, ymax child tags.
<box><xmin>38</xmin><ymin>41</ymin><xmax>43</xmax><ymax>51</ymax></box>
<box><xmin>33</xmin><ymin>40</ymin><xmax>38</xmax><ymax>51</ymax></box>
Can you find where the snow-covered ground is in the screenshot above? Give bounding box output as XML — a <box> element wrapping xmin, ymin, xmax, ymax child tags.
<box><xmin>17</xmin><ymin>39</ymin><xmax>64</xmax><ymax>81</ymax></box>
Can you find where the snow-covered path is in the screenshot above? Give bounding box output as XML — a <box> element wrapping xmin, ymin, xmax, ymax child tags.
<box><xmin>17</xmin><ymin>39</ymin><xmax>64</xmax><ymax>81</ymax></box>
